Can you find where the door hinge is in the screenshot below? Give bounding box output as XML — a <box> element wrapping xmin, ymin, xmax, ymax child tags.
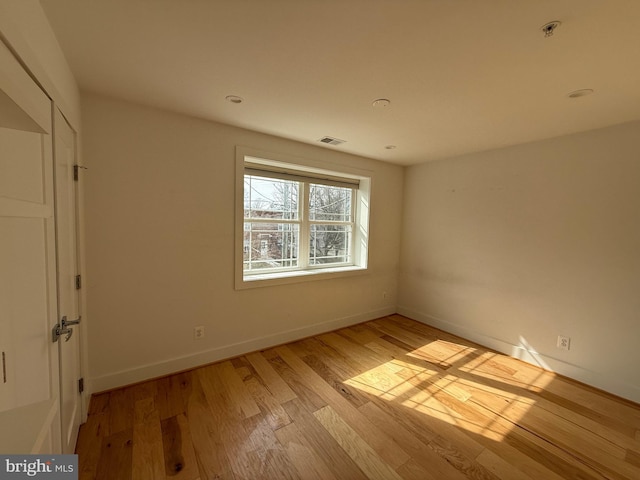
<box><xmin>73</xmin><ymin>164</ymin><xmax>87</xmax><ymax>181</ymax></box>
<box><xmin>75</xmin><ymin>274</ymin><xmax>82</xmax><ymax>290</ymax></box>
<box><xmin>78</xmin><ymin>378</ymin><xmax>84</xmax><ymax>394</ymax></box>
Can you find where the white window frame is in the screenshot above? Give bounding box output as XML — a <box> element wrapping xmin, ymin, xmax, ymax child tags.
<box><xmin>235</xmin><ymin>147</ymin><xmax>371</xmax><ymax>289</ymax></box>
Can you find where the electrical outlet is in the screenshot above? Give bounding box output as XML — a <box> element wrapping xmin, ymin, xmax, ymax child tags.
<box><xmin>194</xmin><ymin>326</ymin><xmax>205</xmax><ymax>340</ymax></box>
<box><xmin>382</xmin><ymin>291</ymin><xmax>388</xmax><ymax>299</ymax></box>
<box><xmin>557</xmin><ymin>335</ymin><xmax>570</xmax><ymax>351</ymax></box>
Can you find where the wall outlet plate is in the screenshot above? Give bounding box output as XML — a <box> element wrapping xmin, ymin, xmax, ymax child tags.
<box><xmin>557</xmin><ymin>335</ymin><xmax>571</xmax><ymax>351</ymax></box>
<box><xmin>194</xmin><ymin>326</ymin><xmax>205</xmax><ymax>340</ymax></box>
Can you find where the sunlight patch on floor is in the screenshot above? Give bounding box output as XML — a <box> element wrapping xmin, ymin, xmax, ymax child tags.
<box><xmin>346</xmin><ymin>337</ymin><xmax>555</xmax><ymax>442</ymax></box>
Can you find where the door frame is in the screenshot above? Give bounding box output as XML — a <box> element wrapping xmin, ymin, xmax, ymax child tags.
<box><xmin>52</xmin><ymin>105</ymin><xmax>86</xmax><ymax>453</ymax></box>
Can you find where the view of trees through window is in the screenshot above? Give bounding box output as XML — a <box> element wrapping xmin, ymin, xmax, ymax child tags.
<box><xmin>244</xmin><ymin>174</ymin><xmax>353</xmax><ymax>273</ymax></box>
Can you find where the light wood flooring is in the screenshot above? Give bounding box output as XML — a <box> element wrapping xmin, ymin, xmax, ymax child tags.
<box><xmin>77</xmin><ymin>314</ymin><xmax>640</xmax><ymax>479</ymax></box>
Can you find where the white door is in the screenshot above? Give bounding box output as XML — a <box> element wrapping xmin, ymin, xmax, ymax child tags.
<box><xmin>53</xmin><ymin>108</ymin><xmax>83</xmax><ymax>454</ymax></box>
<box><xmin>0</xmin><ymin>39</ymin><xmax>61</xmax><ymax>453</ymax></box>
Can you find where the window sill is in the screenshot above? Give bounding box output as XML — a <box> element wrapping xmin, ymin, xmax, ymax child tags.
<box><xmin>236</xmin><ymin>266</ymin><xmax>368</xmax><ymax>290</ymax></box>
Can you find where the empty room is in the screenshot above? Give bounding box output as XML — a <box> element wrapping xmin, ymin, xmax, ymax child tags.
<box><xmin>1</xmin><ymin>1</ymin><xmax>639</xmax><ymax>479</ymax></box>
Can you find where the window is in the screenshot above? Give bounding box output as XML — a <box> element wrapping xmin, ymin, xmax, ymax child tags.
<box><xmin>236</xmin><ymin>149</ymin><xmax>370</xmax><ymax>288</ymax></box>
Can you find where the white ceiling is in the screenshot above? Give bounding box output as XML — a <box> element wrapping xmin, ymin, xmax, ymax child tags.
<box><xmin>40</xmin><ymin>0</ymin><xmax>640</xmax><ymax>165</ymax></box>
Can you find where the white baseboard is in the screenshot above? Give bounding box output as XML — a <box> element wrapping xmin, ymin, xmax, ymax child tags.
<box><xmin>397</xmin><ymin>306</ymin><xmax>640</xmax><ymax>404</ymax></box>
<box><xmin>88</xmin><ymin>307</ymin><xmax>396</xmax><ymax>394</ymax></box>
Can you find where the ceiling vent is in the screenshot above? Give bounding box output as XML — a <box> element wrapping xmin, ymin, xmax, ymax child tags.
<box><xmin>318</xmin><ymin>136</ymin><xmax>346</xmax><ymax>146</ymax></box>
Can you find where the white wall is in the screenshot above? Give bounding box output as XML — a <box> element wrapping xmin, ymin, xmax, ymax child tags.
<box><xmin>82</xmin><ymin>92</ymin><xmax>403</xmax><ymax>391</ymax></box>
<box><xmin>399</xmin><ymin>121</ymin><xmax>640</xmax><ymax>402</ymax></box>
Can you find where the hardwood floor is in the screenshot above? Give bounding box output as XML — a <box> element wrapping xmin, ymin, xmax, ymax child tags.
<box><xmin>76</xmin><ymin>314</ymin><xmax>640</xmax><ymax>479</ymax></box>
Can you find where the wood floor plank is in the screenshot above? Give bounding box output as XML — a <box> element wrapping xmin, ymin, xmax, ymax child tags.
<box><xmin>338</xmin><ymin>323</ymin><xmax>383</xmax><ymax>346</ymax></box>
<box><xmin>246</xmin><ymin>351</ymin><xmax>297</xmax><ymax>403</ymax></box>
<box><xmin>197</xmin><ymin>364</ymin><xmax>238</xmax><ymax>419</ymax></box>
<box><xmin>96</xmin><ymin>429</ymin><xmax>133</xmax><ymax>480</ymax></box>
<box><xmin>372</xmin><ymin>317</ymin><xmax>476</xmax><ymax>367</ymax></box>
<box><xmin>185</xmin><ymin>374</ymin><xmax>235</xmax><ymax>479</ymax></box>
<box><xmin>516</xmin><ymin>410</ymin><xmax>640</xmax><ymax>480</ymax></box>
<box><xmin>243</xmin><ymin>372</ymin><xmax>292</xmax><ymax>430</ymax></box>
<box><xmin>301</xmin><ymin>353</ymin><xmax>370</xmax><ymax>408</ymax></box>
<box><xmin>132</xmin><ymin>421</ymin><xmax>164</xmax><ymax>480</ymax></box>
<box><xmin>130</xmin><ymin>380</ymin><xmax>159</xmax><ymax>403</ymax></box>
<box><xmin>198</xmin><ymin>365</ymin><xmax>296</xmax><ymax>479</ymax></box>
<box><xmin>132</xmin><ymin>398</ymin><xmax>164</xmax><ymax>480</ymax></box>
<box><xmin>276</xmin><ymin>344</ymin><xmax>412</xmax><ymax>469</ymax></box>
<box><xmin>496</xmin><ymin>393</ymin><xmax>629</xmax><ymax>460</ymax></box>
<box><xmin>313</xmin><ymin>405</ymin><xmax>403</xmax><ymax>480</ymax></box>
<box><xmin>364</xmin><ymin>335</ymin><xmax>451</xmax><ymax>373</ymax></box>
<box><xmin>475</xmin><ymin>448</ymin><xmax>535</xmax><ymax>480</ymax></box>
<box><xmin>626</xmin><ymin>449</ymin><xmax>640</xmax><ymax>468</ymax></box>
<box><xmin>380</xmin><ymin>332</ymin><xmax>455</xmax><ymax>369</ymax></box>
<box><xmin>471</xmin><ymin>429</ymin><xmax>569</xmax><ymax>480</ymax></box>
<box><xmin>133</xmin><ymin>397</ymin><xmax>157</xmax><ymax>425</ymax></box>
<box><xmin>537</xmin><ymin>389</ymin><xmax>639</xmax><ymax>442</ymax></box>
<box><xmin>358</xmin><ymin>401</ymin><xmax>466</xmax><ymax>480</ymax></box>
<box><xmin>78</xmin><ymin>315</ymin><xmax>640</xmax><ymax>480</ymax></box>
<box><xmin>216</xmin><ymin>360</ymin><xmax>261</xmax><ymax>419</ymax></box>
<box><xmin>395</xmin><ymin>458</ymin><xmax>441</xmax><ymax>480</ymax></box>
<box><xmin>161</xmin><ymin>415</ymin><xmax>200</xmax><ymax>479</ymax></box>
<box><xmin>427</xmin><ymin>436</ymin><xmax>502</xmax><ymax>480</ymax></box>
<box><xmin>88</xmin><ymin>392</ymin><xmax>110</xmax><ymax>416</ymax></box>
<box><xmin>76</xmin><ymin>410</ymin><xmax>110</xmax><ymax>480</ymax></box>
<box><xmin>317</xmin><ymin>331</ymin><xmax>383</xmax><ymax>369</ymax></box>
<box><xmin>505</xmin><ymin>430</ymin><xmax>609</xmax><ymax>480</ymax></box>
<box><xmin>274</xmin><ymin>421</ymin><xmax>340</xmax><ymax>480</ymax></box>
<box><xmin>266</xmin><ymin>354</ymin><xmax>328</xmax><ymax>412</ymax></box>
<box><xmin>541</xmin><ymin>378</ymin><xmax>640</xmax><ymax>429</ymax></box>
<box><xmin>389</xmin><ymin>353</ymin><xmax>618</xmax><ymax>478</ymax></box>
<box><xmin>297</xmin><ymin>337</ymin><xmax>361</xmax><ymax>380</ymax></box>
<box><xmin>356</xmin><ymin>369</ymin><xmax>500</xmax><ymax>480</ymax></box>
<box><xmin>239</xmin><ymin>414</ymin><xmax>301</xmax><ymax>480</ymax></box>
<box><xmin>108</xmin><ymin>388</ymin><xmax>135</xmax><ymax>435</ymax></box>
<box><xmin>155</xmin><ymin>372</ymin><xmax>192</xmax><ymax>421</ymax></box>
<box><xmin>281</xmin><ymin>399</ymin><xmax>369</xmax><ymax>480</ymax></box>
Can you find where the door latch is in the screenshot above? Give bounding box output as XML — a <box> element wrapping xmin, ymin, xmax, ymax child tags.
<box><xmin>52</xmin><ymin>315</ymin><xmax>82</xmax><ymax>343</ymax></box>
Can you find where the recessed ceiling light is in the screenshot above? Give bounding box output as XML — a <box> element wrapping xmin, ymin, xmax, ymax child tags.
<box><xmin>372</xmin><ymin>98</ymin><xmax>391</xmax><ymax>108</ymax></box>
<box><xmin>567</xmin><ymin>89</ymin><xmax>594</xmax><ymax>98</ymax></box>
<box><xmin>225</xmin><ymin>95</ymin><xmax>244</xmax><ymax>104</ymax></box>
<box><xmin>385</xmin><ymin>145</ymin><xmax>396</xmax><ymax>150</ymax></box>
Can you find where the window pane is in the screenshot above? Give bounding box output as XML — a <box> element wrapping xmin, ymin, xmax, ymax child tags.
<box><xmin>244</xmin><ymin>175</ymin><xmax>299</xmax><ymax>220</ymax></box>
<box><xmin>243</xmin><ymin>222</ymin><xmax>299</xmax><ymax>271</ymax></box>
<box><xmin>309</xmin><ymin>184</ymin><xmax>352</xmax><ymax>221</ymax></box>
<box><xmin>309</xmin><ymin>224</ymin><xmax>351</xmax><ymax>265</ymax></box>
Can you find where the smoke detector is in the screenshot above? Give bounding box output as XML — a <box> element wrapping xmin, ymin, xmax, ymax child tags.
<box><xmin>541</xmin><ymin>21</ymin><xmax>561</xmax><ymax>37</ymax></box>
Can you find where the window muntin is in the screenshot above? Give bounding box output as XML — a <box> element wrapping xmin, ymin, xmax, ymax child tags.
<box><xmin>308</xmin><ymin>183</ymin><xmax>353</xmax><ymax>266</ymax></box>
<box><xmin>243</xmin><ymin>222</ymin><xmax>299</xmax><ymax>272</ymax></box>
<box><xmin>244</xmin><ymin>175</ymin><xmax>299</xmax><ymax>220</ymax></box>
<box><xmin>243</xmin><ymin>174</ymin><xmax>355</xmax><ymax>275</ymax></box>
<box><xmin>309</xmin><ymin>224</ymin><xmax>352</xmax><ymax>265</ymax></box>
<box><xmin>309</xmin><ymin>184</ymin><xmax>352</xmax><ymax>222</ymax></box>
